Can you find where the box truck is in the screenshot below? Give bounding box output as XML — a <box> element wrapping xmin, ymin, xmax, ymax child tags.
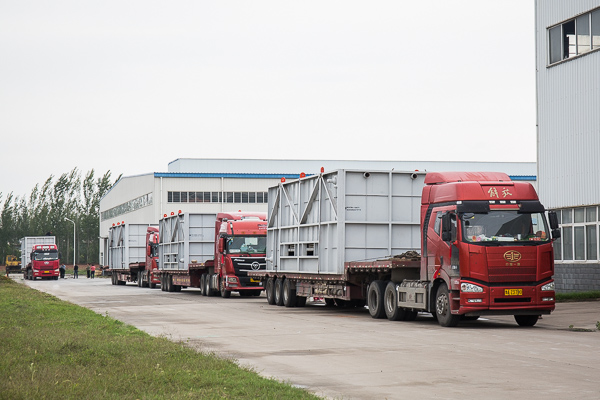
<box><xmin>20</xmin><ymin>236</ymin><xmax>60</xmax><ymax>280</ymax></box>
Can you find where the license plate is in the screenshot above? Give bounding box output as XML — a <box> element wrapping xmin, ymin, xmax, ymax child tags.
<box><xmin>44</xmin><ymin>271</ymin><xmax>51</xmax><ymax>274</ymax></box>
<box><xmin>250</xmin><ymin>278</ymin><xmax>261</xmax><ymax>283</ymax></box>
<box><xmin>505</xmin><ymin>289</ymin><xmax>522</xmax><ymax>296</ymax></box>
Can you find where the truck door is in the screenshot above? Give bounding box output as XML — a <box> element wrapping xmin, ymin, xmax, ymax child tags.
<box><xmin>426</xmin><ymin>208</ymin><xmax>457</xmax><ymax>281</ymax></box>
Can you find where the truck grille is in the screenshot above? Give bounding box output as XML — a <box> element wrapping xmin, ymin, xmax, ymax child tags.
<box><xmin>488</xmin><ymin>266</ymin><xmax>537</xmax><ymax>283</ymax></box>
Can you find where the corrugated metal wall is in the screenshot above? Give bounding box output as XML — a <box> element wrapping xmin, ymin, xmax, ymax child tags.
<box><xmin>536</xmin><ymin>0</ymin><xmax>600</xmax><ymax>209</ymax></box>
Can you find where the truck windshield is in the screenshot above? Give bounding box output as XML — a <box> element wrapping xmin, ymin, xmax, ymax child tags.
<box><xmin>461</xmin><ymin>211</ymin><xmax>550</xmax><ymax>244</ymax></box>
<box><xmin>226</xmin><ymin>236</ymin><xmax>266</xmax><ymax>254</ymax></box>
<box><xmin>33</xmin><ymin>250</ymin><xmax>59</xmax><ymax>261</ymax></box>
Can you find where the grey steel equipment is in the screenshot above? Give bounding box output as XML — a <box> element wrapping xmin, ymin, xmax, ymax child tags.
<box><xmin>266</xmin><ymin>169</ymin><xmax>425</xmax><ymax>274</ymax></box>
<box><xmin>108</xmin><ymin>224</ymin><xmax>155</xmax><ymax>271</ymax></box>
<box><xmin>158</xmin><ymin>213</ymin><xmax>217</xmax><ymax>272</ymax></box>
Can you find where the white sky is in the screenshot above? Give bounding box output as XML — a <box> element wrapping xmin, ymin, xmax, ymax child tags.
<box><xmin>0</xmin><ymin>1</ymin><xmax>537</xmax><ymax>198</ymax></box>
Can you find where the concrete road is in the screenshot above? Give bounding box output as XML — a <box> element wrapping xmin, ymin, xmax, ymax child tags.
<box><xmin>13</xmin><ymin>275</ymin><xmax>600</xmax><ymax>400</ymax></box>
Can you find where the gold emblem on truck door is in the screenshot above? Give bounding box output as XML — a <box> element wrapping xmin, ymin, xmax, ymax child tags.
<box><xmin>503</xmin><ymin>250</ymin><xmax>521</xmax><ymax>262</ymax></box>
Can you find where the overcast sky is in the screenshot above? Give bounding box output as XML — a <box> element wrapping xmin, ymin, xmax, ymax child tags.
<box><xmin>0</xmin><ymin>1</ymin><xmax>537</xmax><ymax>198</ymax></box>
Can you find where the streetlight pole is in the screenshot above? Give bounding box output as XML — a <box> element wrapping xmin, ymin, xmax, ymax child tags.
<box><xmin>65</xmin><ymin>217</ymin><xmax>75</xmax><ymax>266</ymax></box>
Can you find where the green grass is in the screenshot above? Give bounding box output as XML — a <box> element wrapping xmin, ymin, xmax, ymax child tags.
<box><xmin>556</xmin><ymin>290</ymin><xmax>600</xmax><ymax>302</ymax></box>
<box><xmin>0</xmin><ymin>276</ymin><xmax>321</xmax><ymax>400</ymax></box>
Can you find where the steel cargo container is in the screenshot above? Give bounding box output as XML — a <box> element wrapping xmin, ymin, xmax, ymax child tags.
<box><xmin>266</xmin><ymin>169</ymin><xmax>425</xmax><ymax>274</ymax></box>
<box><xmin>108</xmin><ymin>224</ymin><xmax>156</xmax><ymax>271</ymax></box>
<box><xmin>158</xmin><ymin>213</ymin><xmax>217</xmax><ymax>272</ymax></box>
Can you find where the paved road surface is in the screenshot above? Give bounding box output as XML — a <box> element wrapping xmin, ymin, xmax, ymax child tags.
<box><xmin>13</xmin><ymin>275</ymin><xmax>600</xmax><ymax>399</ymax></box>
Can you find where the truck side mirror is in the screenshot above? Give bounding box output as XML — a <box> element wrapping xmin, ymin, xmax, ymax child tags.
<box><xmin>548</xmin><ymin>211</ymin><xmax>559</xmax><ymax>230</ymax></box>
<box><xmin>441</xmin><ymin>214</ymin><xmax>452</xmax><ymax>242</ymax></box>
<box><xmin>548</xmin><ymin>211</ymin><xmax>561</xmax><ymax>240</ymax></box>
<box><xmin>218</xmin><ymin>238</ymin><xmax>224</xmax><ymax>253</ymax></box>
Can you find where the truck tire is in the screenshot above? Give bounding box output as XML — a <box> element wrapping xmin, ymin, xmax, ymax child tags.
<box><xmin>514</xmin><ymin>315</ymin><xmax>539</xmax><ymax>327</ymax></box>
<box><xmin>435</xmin><ymin>283</ymin><xmax>460</xmax><ymax>327</ymax></box>
<box><xmin>220</xmin><ymin>278</ymin><xmax>231</xmax><ymax>298</ymax></box>
<box><xmin>283</xmin><ymin>279</ymin><xmax>296</xmax><ymax>307</ymax></box>
<box><xmin>368</xmin><ymin>280</ymin><xmax>386</xmax><ymax>319</ymax></box>
<box><xmin>199</xmin><ymin>274</ymin><xmax>206</xmax><ymax>296</ymax></box>
<box><xmin>160</xmin><ymin>275</ymin><xmax>166</xmax><ymax>291</ymax></box>
<box><xmin>166</xmin><ymin>275</ymin><xmax>175</xmax><ymax>292</ymax></box>
<box><xmin>137</xmin><ymin>271</ymin><xmax>143</xmax><ymax>287</ymax></box>
<box><xmin>266</xmin><ymin>278</ymin><xmax>276</xmax><ymax>305</ymax></box>
<box><xmin>274</xmin><ymin>278</ymin><xmax>285</xmax><ymax>306</ymax></box>
<box><xmin>205</xmin><ymin>274</ymin><xmax>215</xmax><ymax>297</ymax></box>
<box><xmin>384</xmin><ymin>281</ymin><xmax>406</xmax><ymax>321</ymax></box>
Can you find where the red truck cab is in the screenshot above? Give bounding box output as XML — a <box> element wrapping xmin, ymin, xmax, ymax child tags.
<box><xmin>215</xmin><ymin>212</ymin><xmax>267</xmax><ymax>297</ymax></box>
<box><xmin>421</xmin><ymin>172</ymin><xmax>559</xmax><ymax>327</ymax></box>
<box><xmin>29</xmin><ymin>244</ymin><xmax>60</xmax><ymax>280</ymax></box>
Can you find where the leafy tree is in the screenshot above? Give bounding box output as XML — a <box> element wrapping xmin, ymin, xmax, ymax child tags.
<box><xmin>0</xmin><ymin>169</ymin><xmax>118</xmax><ymax>267</ymax></box>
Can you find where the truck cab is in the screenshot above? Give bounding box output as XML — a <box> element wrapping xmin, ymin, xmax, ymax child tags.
<box><xmin>421</xmin><ymin>172</ymin><xmax>559</xmax><ymax>326</ymax></box>
<box><xmin>214</xmin><ymin>212</ymin><xmax>267</xmax><ymax>297</ymax></box>
<box><xmin>26</xmin><ymin>244</ymin><xmax>60</xmax><ymax>280</ymax></box>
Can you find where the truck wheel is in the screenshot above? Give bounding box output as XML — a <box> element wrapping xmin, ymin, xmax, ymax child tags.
<box><xmin>137</xmin><ymin>271</ymin><xmax>143</xmax><ymax>287</ymax></box>
<box><xmin>368</xmin><ymin>280</ymin><xmax>386</xmax><ymax>319</ymax></box>
<box><xmin>266</xmin><ymin>278</ymin><xmax>276</xmax><ymax>305</ymax></box>
<box><xmin>514</xmin><ymin>315</ymin><xmax>539</xmax><ymax>327</ymax></box>
<box><xmin>283</xmin><ymin>279</ymin><xmax>296</xmax><ymax>307</ymax></box>
<box><xmin>384</xmin><ymin>281</ymin><xmax>406</xmax><ymax>321</ymax></box>
<box><xmin>274</xmin><ymin>278</ymin><xmax>285</xmax><ymax>306</ymax></box>
<box><xmin>220</xmin><ymin>278</ymin><xmax>231</xmax><ymax>298</ymax></box>
<box><xmin>205</xmin><ymin>274</ymin><xmax>215</xmax><ymax>297</ymax></box>
<box><xmin>167</xmin><ymin>275</ymin><xmax>175</xmax><ymax>292</ymax></box>
<box><xmin>435</xmin><ymin>283</ymin><xmax>460</xmax><ymax>327</ymax></box>
<box><xmin>199</xmin><ymin>274</ymin><xmax>206</xmax><ymax>295</ymax></box>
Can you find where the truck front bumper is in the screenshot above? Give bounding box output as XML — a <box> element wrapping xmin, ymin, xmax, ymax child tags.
<box><xmin>457</xmin><ymin>280</ymin><xmax>555</xmax><ymax>316</ymax></box>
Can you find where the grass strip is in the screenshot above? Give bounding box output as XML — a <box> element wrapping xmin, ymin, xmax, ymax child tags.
<box><xmin>556</xmin><ymin>290</ymin><xmax>600</xmax><ymax>302</ymax></box>
<box><xmin>0</xmin><ymin>276</ymin><xmax>321</xmax><ymax>400</ymax></box>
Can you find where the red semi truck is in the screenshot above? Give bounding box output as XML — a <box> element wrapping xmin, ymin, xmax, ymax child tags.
<box><xmin>158</xmin><ymin>212</ymin><xmax>267</xmax><ymax>297</ymax></box>
<box><xmin>252</xmin><ymin>170</ymin><xmax>559</xmax><ymax>327</ymax></box>
<box><xmin>23</xmin><ymin>243</ymin><xmax>60</xmax><ymax>280</ymax></box>
<box><xmin>108</xmin><ymin>224</ymin><xmax>160</xmax><ymax>288</ymax></box>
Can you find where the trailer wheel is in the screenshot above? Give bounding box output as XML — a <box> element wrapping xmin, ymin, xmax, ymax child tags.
<box><xmin>283</xmin><ymin>279</ymin><xmax>296</xmax><ymax>307</ymax></box>
<box><xmin>514</xmin><ymin>315</ymin><xmax>539</xmax><ymax>327</ymax></box>
<box><xmin>274</xmin><ymin>278</ymin><xmax>285</xmax><ymax>306</ymax></box>
<box><xmin>266</xmin><ymin>278</ymin><xmax>276</xmax><ymax>305</ymax></box>
<box><xmin>384</xmin><ymin>281</ymin><xmax>406</xmax><ymax>321</ymax></box>
<box><xmin>368</xmin><ymin>280</ymin><xmax>386</xmax><ymax>319</ymax></box>
<box><xmin>205</xmin><ymin>274</ymin><xmax>215</xmax><ymax>297</ymax></box>
<box><xmin>435</xmin><ymin>283</ymin><xmax>460</xmax><ymax>327</ymax></box>
<box><xmin>199</xmin><ymin>274</ymin><xmax>206</xmax><ymax>296</ymax></box>
<box><xmin>220</xmin><ymin>278</ymin><xmax>231</xmax><ymax>298</ymax></box>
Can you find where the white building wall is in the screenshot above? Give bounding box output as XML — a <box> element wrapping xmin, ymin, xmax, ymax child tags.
<box><xmin>536</xmin><ymin>0</ymin><xmax>600</xmax><ymax>209</ymax></box>
<box><xmin>535</xmin><ymin>0</ymin><xmax>600</xmax><ymax>292</ymax></box>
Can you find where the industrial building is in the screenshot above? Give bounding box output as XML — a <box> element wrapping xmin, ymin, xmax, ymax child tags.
<box><xmin>99</xmin><ymin>158</ymin><xmax>536</xmax><ymax>267</ymax></box>
<box><xmin>535</xmin><ymin>0</ymin><xmax>600</xmax><ymax>291</ymax></box>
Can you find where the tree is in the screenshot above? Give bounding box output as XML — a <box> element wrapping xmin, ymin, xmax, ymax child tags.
<box><xmin>0</xmin><ymin>169</ymin><xmax>118</xmax><ymax>266</ymax></box>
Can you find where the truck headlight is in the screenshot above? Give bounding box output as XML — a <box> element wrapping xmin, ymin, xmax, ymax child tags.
<box><xmin>461</xmin><ymin>282</ymin><xmax>483</xmax><ymax>293</ymax></box>
<box><xmin>541</xmin><ymin>282</ymin><xmax>555</xmax><ymax>291</ymax></box>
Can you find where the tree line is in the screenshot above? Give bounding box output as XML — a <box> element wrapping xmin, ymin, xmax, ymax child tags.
<box><xmin>0</xmin><ymin>168</ymin><xmax>120</xmax><ymax>266</ymax></box>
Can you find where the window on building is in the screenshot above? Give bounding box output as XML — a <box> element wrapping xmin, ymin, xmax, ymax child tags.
<box><xmin>555</xmin><ymin>206</ymin><xmax>599</xmax><ymax>262</ymax></box>
<box><xmin>548</xmin><ymin>8</ymin><xmax>600</xmax><ymax>65</ymax></box>
<box><xmin>166</xmin><ymin>191</ymin><xmax>269</xmax><ymax>204</ymax></box>
<box><xmin>593</xmin><ymin>9</ymin><xmax>600</xmax><ymax>48</ymax></box>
